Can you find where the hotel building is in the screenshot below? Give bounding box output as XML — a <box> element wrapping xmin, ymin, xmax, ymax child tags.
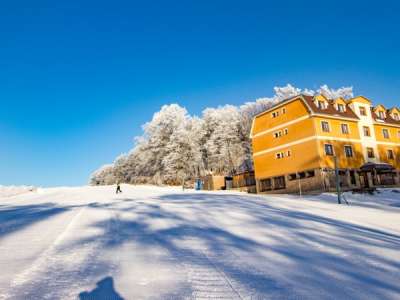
<box><xmin>250</xmin><ymin>94</ymin><xmax>400</xmax><ymax>193</ymax></box>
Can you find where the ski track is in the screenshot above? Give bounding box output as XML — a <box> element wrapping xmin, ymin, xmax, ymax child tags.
<box><xmin>1</xmin><ymin>185</ymin><xmax>399</xmax><ymax>299</ymax></box>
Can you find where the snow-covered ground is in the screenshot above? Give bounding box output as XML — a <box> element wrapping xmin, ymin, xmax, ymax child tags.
<box><xmin>0</xmin><ymin>185</ymin><xmax>36</xmax><ymax>198</ymax></box>
<box><xmin>1</xmin><ymin>185</ymin><xmax>399</xmax><ymax>299</ymax></box>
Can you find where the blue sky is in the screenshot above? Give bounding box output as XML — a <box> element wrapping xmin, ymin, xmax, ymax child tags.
<box><xmin>0</xmin><ymin>0</ymin><xmax>399</xmax><ymax>186</ymax></box>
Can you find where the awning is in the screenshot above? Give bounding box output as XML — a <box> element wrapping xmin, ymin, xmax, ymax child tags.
<box><xmin>360</xmin><ymin>162</ymin><xmax>395</xmax><ymax>172</ymax></box>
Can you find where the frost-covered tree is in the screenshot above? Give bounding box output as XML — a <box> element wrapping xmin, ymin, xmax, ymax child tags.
<box><xmin>90</xmin><ymin>164</ymin><xmax>116</xmax><ymax>185</ymax></box>
<box><xmin>89</xmin><ymin>84</ymin><xmax>355</xmax><ymax>185</ymax></box>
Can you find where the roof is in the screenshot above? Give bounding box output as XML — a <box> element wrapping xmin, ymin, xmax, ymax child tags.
<box><xmin>371</xmin><ymin>107</ymin><xmax>400</xmax><ymax>126</ymax></box>
<box><xmin>254</xmin><ymin>94</ymin><xmax>359</xmax><ymax>120</ymax></box>
<box><xmin>360</xmin><ymin>162</ymin><xmax>395</xmax><ymax>172</ymax></box>
<box><xmin>302</xmin><ymin>95</ymin><xmax>359</xmax><ymax>120</ymax></box>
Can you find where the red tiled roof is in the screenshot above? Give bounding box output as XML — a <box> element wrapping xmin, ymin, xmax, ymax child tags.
<box><xmin>301</xmin><ymin>95</ymin><xmax>359</xmax><ymax>120</ymax></box>
<box><xmin>371</xmin><ymin>108</ymin><xmax>400</xmax><ymax>126</ymax></box>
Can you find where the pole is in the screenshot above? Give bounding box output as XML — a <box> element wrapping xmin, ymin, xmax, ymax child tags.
<box><xmin>334</xmin><ymin>155</ymin><xmax>341</xmax><ymax>204</ymax></box>
<box><xmin>298</xmin><ymin>174</ymin><xmax>302</xmax><ymax>197</ymax></box>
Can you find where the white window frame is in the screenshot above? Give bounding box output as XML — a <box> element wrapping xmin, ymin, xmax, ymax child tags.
<box><xmin>382</xmin><ymin>128</ymin><xmax>390</xmax><ymax>139</ymax></box>
<box><xmin>341</xmin><ymin>123</ymin><xmax>349</xmax><ymax>134</ymax></box>
<box><xmin>344</xmin><ymin>145</ymin><xmax>353</xmax><ymax>158</ymax></box>
<box><xmin>321</xmin><ymin>121</ymin><xmax>330</xmax><ymax>133</ymax></box>
<box><xmin>324</xmin><ymin>143</ymin><xmax>334</xmax><ymax>156</ymax></box>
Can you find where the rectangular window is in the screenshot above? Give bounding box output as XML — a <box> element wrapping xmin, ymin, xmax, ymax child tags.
<box><xmin>359</xmin><ymin>106</ymin><xmax>367</xmax><ymax>116</ymax></box>
<box><xmin>287</xmin><ymin>150</ymin><xmax>291</xmax><ymax>157</ymax></box>
<box><xmin>272</xmin><ymin>111</ymin><xmax>280</xmax><ymax>118</ymax></box>
<box><xmin>387</xmin><ymin>149</ymin><xmax>394</xmax><ymax>160</ymax></box>
<box><xmin>341</xmin><ymin>124</ymin><xmax>349</xmax><ymax>134</ymax></box>
<box><xmin>318</xmin><ymin>101</ymin><xmax>326</xmax><ymax>109</ymax></box>
<box><xmin>306</xmin><ymin>170</ymin><xmax>315</xmax><ymax>178</ymax></box>
<box><xmin>394</xmin><ymin>113</ymin><xmax>399</xmax><ymax>120</ymax></box>
<box><xmin>321</xmin><ymin>121</ymin><xmax>330</xmax><ymax>132</ymax></box>
<box><xmin>378</xmin><ymin>111</ymin><xmax>385</xmax><ymax>119</ymax></box>
<box><xmin>282</xmin><ymin>108</ymin><xmax>286</xmax><ymax>114</ymax></box>
<box><xmin>367</xmin><ymin>147</ymin><xmax>375</xmax><ymax>158</ymax></box>
<box><xmin>259</xmin><ymin>178</ymin><xmax>272</xmax><ymax>192</ymax></box>
<box><xmin>284</xmin><ymin>128</ymin><xmax>288</xmax><ymax>135</ymax></box>
<box><xmin>325</xmin><ymin>144</ymin><xmax>334</xmax><ymax>156</ymax></box>
<box><xmin>273</xmin><ymin>176</ymin><xmax>286</xmax><ymax>190</ymax></box>
<box><xmin>276</xmin><ymin>152</ymin><xmax>284</xmax><ymax>159</ymax></box>
<box><xmin>338</xmin><ymin>104</ymin><xmax>345</xmax><ymax>112</ymax></box>
<box><xmin>344</xmin><ymin>145</ymin><xmax>353</xmax><ymax>158</ymax></box>
<box><xmin>382</xmin><ymin>128</ymin><xmax>390</xmax><ymax>139</ymax></box>
<box><xmin>363</xmin><ymin>126</ymin><xmax>371</xmax><ymax>137</ymax></box>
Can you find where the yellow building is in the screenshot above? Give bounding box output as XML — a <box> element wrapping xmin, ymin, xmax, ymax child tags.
<box><xmin>250</xmin><ymin>94</ymin><xmax>400</xmax><ymax>193</ymax></box>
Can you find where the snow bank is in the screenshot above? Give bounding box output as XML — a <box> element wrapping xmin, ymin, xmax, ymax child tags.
<box><xmin>0</xmin><ymin>185</ymin><xmax>37</xmax><ymax>197</ymax></box>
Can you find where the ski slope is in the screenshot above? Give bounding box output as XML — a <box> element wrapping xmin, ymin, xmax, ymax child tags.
<box><xmin>1</xmin><ymin>185</ymin><xmax>399</xmax><ymax>299</ymax></box>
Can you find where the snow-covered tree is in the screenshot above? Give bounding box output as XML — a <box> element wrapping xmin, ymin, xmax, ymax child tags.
<box><xmin>89</xmin><ymin>84</ymin><xmax>355</xmax><ymax>185</ymax></box>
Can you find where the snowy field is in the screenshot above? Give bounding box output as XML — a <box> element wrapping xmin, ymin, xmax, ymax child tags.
<box><xmin>1</xmin><ymin>185</ymin><xmax>399</xmax><ymax>299</ymax></box>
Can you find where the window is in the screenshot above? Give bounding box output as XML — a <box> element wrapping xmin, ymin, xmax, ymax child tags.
<box><xmin>306</xmin><ymin>170</ymin><xmax>315</xmax><ymax>178</ymax></box>
<box><xmin>284</xmin><ymin>128</ymin><xmax>288</xmax><ymax>135</ymax></box>
<box><xmin>318</xmin><ymin>101</ymin><xmax>326</xmax><ymax>109</ymax></box>
<box><xmin>382</xmin><ymin>128</ymin><xmax>390</xmax><ymax>139</ymax></box>
<box><xmin>344</xmin><ymin>145</ymin><xmax>353</xmax><ymax>158</ymax></box>
<box><xmin>272</xmin><ymin>111</ymin><xmax>279</xmax><ymax>118</ymax></box>
<box><xmin>274</xmin><ymin>131</ymin><xmax>282</xmax><ymax>138</ymax></box>
<box><xmin>338</xmin><ymin>104</ymin><xmax>345</xmax><ymax>112</ymax></box>
<box><xmin>321</xmin><ymin>121</ymin><xmax>330</xmax><ymax>132</ymax></box>
<box><xmin>276</xmin><ymin>152</ymin><xmax>284</xmax><ymax>159</ymax></box>
<box><xmin>394</xmin><ymin>113</ymin><xmax>399</xmax><ymax>120</ymax></box>
<box><xmin>274</xmin><ymin>176</ymin><xmax>286</xmax><ymax>190</ymax></box>
<box><xmin>387</xmin><ymin>149</ymin><xmax>394</xmax><ymax>160</ymax></box>
<box><xmin>282</xmin><ymin>108</ymin><xmax>286</xmax><ymax>114</ymax></box>
<box><xmin>288</xmin><ymin>173</ymin><xmax>297</xmax><ymax>181</ymax></box>
<box><xmin>378</xmin><ymin>111</ymin><xmax>385</xmax><ymax>119</ymax></box>
<box><xmin>287</xmin><ymin>150</ymin><xmax>291</xmax><ymax>157</ymax></box>
<box><xmin>325</xmin><ymin>144</ymin><xmax>334</xmax><ymax>156</ymax></box>
<box><xmin>363</xmin><ymin>126</ymin><xmax>371</xmax><ymax>137</ymax></box>
<box><xmin>359</xmin><ymin>106</ymin><xmax>367</xmax><ymax>116</ymax></box>
<box><xmin>341</xmin><ymin>123</ymin><xmax>349</xmax><ymax>134</ymax></box>
<box><xmin>367</xmin><ymin>147</ymin><xmax>375</xmax><ymax>158</ymax></box>
<box><xmin>259</xmin><ymin>178</ymin><xmax>272</xmax><ymax>192</ymax></box>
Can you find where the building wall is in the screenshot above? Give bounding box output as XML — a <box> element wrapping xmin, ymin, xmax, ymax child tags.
<box><xmin>377</xmin><ymin>144</ymin><xmax>400</xmax><ymax>169</ymax></box>
<box><xmin>253</xmin><ymin>139</ymin><xmax>320</xmax><ymax>179</ymax></box>
<box><xmin>348</xmin><ymin>97</ymin><xmax>380</xmax><ymax>162</ymax></box>
<box><xmin>316</xmin><ymin>139</ymin><xmax>365</xmax><ymax>169</ymax></box>
<box><xmin>252</xmin><ymin>117</ymin><xmax>315</xmax><ymax>153</ymax></box>
<box><xmin>252</xmin><ymin>98</ymin><xmax>310</xmax><ymax>136</ymax></box>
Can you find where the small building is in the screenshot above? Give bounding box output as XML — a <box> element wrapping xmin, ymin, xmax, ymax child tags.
<box><xmin>201</xmin><ymin>174</ymin><xmax>226</xmax><ymax>190</ymax></box>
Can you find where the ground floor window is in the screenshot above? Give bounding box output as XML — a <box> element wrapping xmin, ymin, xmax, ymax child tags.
<box><xmin>259</xmin><ymin>178</ymin><xmax>272</xmax><ymax>192</ymax></box>
<box><xmin>273</xmin><ymin>176</ymin><xmax>286</xmax><ymax>190</ymax></box>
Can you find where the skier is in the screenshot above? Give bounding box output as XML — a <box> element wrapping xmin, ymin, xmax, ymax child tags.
<box><xmin>116</xmin><ymin>182</ymin><xmax>122</xmax><ymax>194</ymax></box>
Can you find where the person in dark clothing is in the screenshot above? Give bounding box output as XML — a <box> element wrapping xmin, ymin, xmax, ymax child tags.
<box><xmin>116</xmin><ymin>183</ymin><xmax>122</xmax><ymax>194</ymax></box>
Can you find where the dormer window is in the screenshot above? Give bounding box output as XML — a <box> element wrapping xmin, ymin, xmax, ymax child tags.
<box><xmin>337</xmin><ymin>104</ymin><xmax>345</xmax><ymax>112</ymax></box>
<box><xmin>359</xmin><ymin>106</ymin><xmax>367</xmax><ymax>116</ymax></box>
<box><xmin>378</xmin><ymin>111</ymin><xmax>385</xmax><ymax>119</ymax></box>
<box><xmin>393</xmin><ymin>113</ymin><xmax>399</xmax><ymax>120</ymax></box>
<box><xmin>317</xmin><ymin>101</ymin><xmax>327</xmax><ymax>109</ymax></box>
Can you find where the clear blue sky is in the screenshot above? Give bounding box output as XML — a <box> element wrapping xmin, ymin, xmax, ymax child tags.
<box><xmin>0</xmin><ymin>0</ymin><xmax>399</xmax><ymax>186</ymax></box>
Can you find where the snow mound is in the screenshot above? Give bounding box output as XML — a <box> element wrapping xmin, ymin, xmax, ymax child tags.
<box><xmin>0</xmin><ymin>185</ymin><xmax>37</xmax><ymax>197</ymax></box>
